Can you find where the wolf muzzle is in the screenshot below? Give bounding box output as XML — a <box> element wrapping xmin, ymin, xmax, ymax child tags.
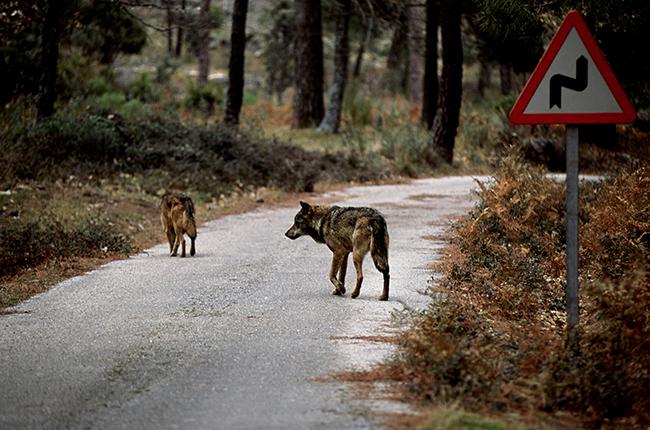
<box><xmin>285</xmin><ymin>226</ymin><xmax>299</xmax><ymax>240</ymax></box>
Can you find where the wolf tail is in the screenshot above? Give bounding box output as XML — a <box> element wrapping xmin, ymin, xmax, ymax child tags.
<box><xmin>181</xmin><ymin>198</ymin><xmax>197</xmax><ymax>256</ymax></box>
<box><xmin>369</xmin><ymin>216</ymin><xmax>390</xmax><ymax>300</ymax></box>
<box><xmin>369</xmin><ymin>217</ymin><xmax>389</xmax><ymax>274</ymax></box>
<box><xmin>180</xmin><ymin>197</ymin><xmax>197</xmax><ymax>237</ymax></box>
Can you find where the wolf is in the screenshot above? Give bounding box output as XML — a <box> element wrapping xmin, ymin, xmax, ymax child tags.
<box><xmin>285</xmin><ymin>201</ymin><xmax>390</xmax><ymax>301</ymax></box>
<box><xmin>160</xmin><ymin>192</ymin><xmax>197</xmax><ymax>257</ymax></box>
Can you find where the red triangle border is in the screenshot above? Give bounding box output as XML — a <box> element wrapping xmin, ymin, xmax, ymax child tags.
<box><xmin>509</xmin><ymin>10</ymin><xmax>636</xmax><ymax>124</ymax></box>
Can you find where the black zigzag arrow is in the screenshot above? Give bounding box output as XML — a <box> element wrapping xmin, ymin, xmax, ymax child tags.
<box><xmin>549</xmin><ymin>55</ymin><xmax>588</xmax><ymax>109</ymax></box>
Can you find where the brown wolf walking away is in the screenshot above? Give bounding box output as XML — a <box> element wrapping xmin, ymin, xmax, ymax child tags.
<box><xmin>160</xmin><ymin>192</ymin><xmax>197</xmax><ymax>257</ymax></box>
<box><xmin>285</xmin><ymin>202</ymin><xmax>390</xmax><ymax>301</ymax></box>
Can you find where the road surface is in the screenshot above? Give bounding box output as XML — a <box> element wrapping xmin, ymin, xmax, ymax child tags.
<box><xmin>0</xmin><ymin>177</ymin><xmax>482</xmax><ymax>430</ymax></box>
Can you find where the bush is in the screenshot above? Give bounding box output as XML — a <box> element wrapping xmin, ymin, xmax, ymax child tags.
<box><xmin>546</xmin><ymin>167</ymin><xmax>650</xmax><ymax>425</ymax></box>
<box><xmin>94</xmin><ymin>91</ymin><xmax>127</xmax><ymax>111</ymax></box>
<box><xmin>0</xmin><ymin>108</ymin><xmax>388</xmax><ymax>192</ymax></box>
<box><xmin>394</xmin><ymin>159</ymin><xmax>650</xmax><ymax>427</ymax></box>
<box><xmin>184</xmin><ymin>81</ymin><xmax>224</xmax><ymax>115</ymax></box>
<box><xmin>396</xmin><ymin>158</ymin><xmax>567</xmax><ymax>410</ymax></box>
<box><xmin>92</xmin><ymin>91</ymin><xmax>152</xmax><ymax>117</ymax></box>
<box><xmin>0</xmin><ymin>214</ymin><xmax>133</xmax><ymax>278</ymax></box>
<box><xmin>0</xmin><ymin>110</ymin><xmax>123</xmax><ymax>182</ymax></box>
<box><xmin>127</xmin><ymin>72</ymin><xmax>160</xmax><ymax>103</ymax></box>
<box><xmin>379</xmin><ymin>125</ymin><xmax>432</xmax><ymax>176</ymax></box>
<box><xmin>342</xmin><ymin>80</ymin><xmax>373</xmax><ymax>127</ymax></box>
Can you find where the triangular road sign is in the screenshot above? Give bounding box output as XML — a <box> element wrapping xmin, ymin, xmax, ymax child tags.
<box><xmin>510</xmin><ymin>10</ymin><xmax>636</xmax><ymax>124</ymax></box>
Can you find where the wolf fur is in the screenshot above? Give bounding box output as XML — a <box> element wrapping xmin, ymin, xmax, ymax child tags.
<box><xmin>285</xmin><ymin>201</ymin><xmax>390</xmax><ymax>301</ymax></box>
<box><xmin>160</xmin><ymin>192</ymin><xmax>197</xmax><ymax>257</ymax></box>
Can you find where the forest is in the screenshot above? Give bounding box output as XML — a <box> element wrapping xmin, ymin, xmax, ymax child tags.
<box><xmin>1</xmin><ymin>0</ymin><xmax>649</xmax><ymax>428</ymax></box>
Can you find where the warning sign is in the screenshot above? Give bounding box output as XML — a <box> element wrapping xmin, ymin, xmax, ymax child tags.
<box><xmin>509</xmin><ymin>10</ymin><xmax>636</xmax><ymax>124</ymax></box>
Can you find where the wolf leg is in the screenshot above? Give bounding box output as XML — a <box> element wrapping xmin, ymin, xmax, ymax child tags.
<box><xmin>190</xmin><ymin>237</ymin><xmax>196</xmax><ymax>256</ymax></box>
<box><xmin>165</xmin><ymin>227</ymin><xmax>176</xmax><ymax>254</ymax></box>
<box><xmin>180</xmin><ymin>233</ymin><xmax>186</xmax><ymax>258</ymax></box>
<box><xmin>329</xmin><ymin>252</ymin><xmax>346</xmax><ymax>295</ymax></box>
<box><xmin>338</xmin><ymin>253</ymin><xmax>349</xmax><ymax>288</ymax></box>
<box><xmin>370</xmin><ymin>227</ymin><xmax>390</xmax><ymax>301</ymax></box>
<box><xmin>350</xmin><ymin>250</ymin><xmax>366</xmax><ymax>299</ymax></box>
<box><xmin>379</xmin><ymin>270</ymin><xmax>389</xmax><ymax>301</ymax></box>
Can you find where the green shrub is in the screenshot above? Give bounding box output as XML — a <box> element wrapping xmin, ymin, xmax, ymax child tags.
<box><xmin>379</xmin><ymin>125</ymin><xmax>432</xmax><ymax>176</ymax></box>
<box><xmin>91</xmin><ymin>91</ymin><xmax>152</xmax><ymax>117</ymax></box>
<box><xmin>85</xmin><ymin>76</ymin><xmax>113</xmax><ymax>96</ymax></box>
<box><xmin>119</xmin><ymin>99</ymin><xmax>152</xmax><ymax>117</ymax></box>
<box><xmin>94</xmin><ymin>91</ymin><xmax>127</xmax><ymax>111</ymax></box>
<box><xmin>128</xmin><ymin>72</ymin><xmax>160</xmax><ymax>103</ymax></box>
<box><xmin>342</xmin><ymin>80</ymin><xmax>373</xmax><ymax>127</ymax></box>
<box><xmin>184</xmin><ymin>81</ymin><xmax>223</xmax><ymax>115</ymax></box>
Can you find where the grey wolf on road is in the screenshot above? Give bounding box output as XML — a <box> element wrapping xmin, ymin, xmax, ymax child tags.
<box><xmin>160</xmin><ymin>192</ymin><xmax>197</xmax><ymax>257</ymax></box>
<box><xmin>285</xmin><ymin>201</ymin><xmax>390</xmax><ymax>301</ymax></box>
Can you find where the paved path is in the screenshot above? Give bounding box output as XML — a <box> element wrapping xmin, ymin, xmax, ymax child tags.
<box><xmin>0</xmin><ymin>177</ymin><xmax>482</xmax><ymax>430</ymax></box>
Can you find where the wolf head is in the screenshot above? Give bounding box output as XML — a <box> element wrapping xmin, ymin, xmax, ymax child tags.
<box><xmin>285</xmin><ymin>201</ymin><xmax>317</xmax><ymax>240</ymax></box>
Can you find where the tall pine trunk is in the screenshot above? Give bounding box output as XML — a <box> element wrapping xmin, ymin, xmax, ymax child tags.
<box><xmin>421</xmin><ymin>0</ymin><xmax>439</xmax><ymax>129</ymax></box>
<box><xmin>37</xmin><ymin>0</ymin><xmax>62</xmax><ymax>119</ymax></box>
<box><xmin>197</xmin><ymin>0</ymin><xmax>211</xmax><ymax>84</ymax></box>
<box><xmin>292</xmin><ymin>0</ymin><xmax>324</xmax><ymax>128</ymax></box>
<box><xmin>224</xmin><ymin>0</ymin><xmax>248</xmax><ymax>125</ymax></box>
<box><xmin>166</xmin><ymin>0</ymin><xmax>174</xmax><ymax>54</ymax></box>
<box><xmin>429</xmin><ymin>0</ymin><xmax>462</xmax><ymax>165</ymax></box>
<box><xmin>385</xmin><ymin>13</ymin><xmax>408</xmax><ymax>93</ymax></box>
<box><xmin>352</xmin><ymin>19</ymin><xmax>371</xmax><ymax>78</ymax></box>
<box><xmin>478</xmin><ymin>57</ymin><xmax>491</xmax><ymax>97</ymax></box>
<box><xmin>175</xmin><ymin>0</ymin><xmax>186</xmax><ymax>57</ymax></box>
<box><xmin>407</xmin><ymin>2</ymin><xmax>425</xmax><ymax>103</ymax></box>
<box><xmin>318</xmin><ymin>0</ymin><xmax>350</xmax><ymax>134</ymax></box>
<box><xmin>499</xmin><ymin>63</ymin><xmax>513</xmax><ymax>95</ymax></box>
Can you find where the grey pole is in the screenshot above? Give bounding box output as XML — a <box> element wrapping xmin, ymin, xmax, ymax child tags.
<box><xmin>565</xmin><ymin>125</ymin><xmax>580</xmax><ymax>352</ymax></box>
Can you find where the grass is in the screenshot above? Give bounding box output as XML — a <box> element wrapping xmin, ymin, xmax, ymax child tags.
<box><xmin>418</xmin><ymin>407</ymin><xmax>530</xmax><ymax>430</ymax></box>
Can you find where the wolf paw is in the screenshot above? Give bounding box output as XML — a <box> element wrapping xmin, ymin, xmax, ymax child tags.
<box><xmin>331</xmin><ymin>287</ymin><xmax>344</xmax><ymax>296</ymax></box>
<box><xmin>351</xmin><ymin>290</ymin><xmax>360</xmax><ymax>299</ymax></box>
<box><xmin>378</xmin><ymin>294</ymin><xmax>388</xmax><ymax>301</ymax></box>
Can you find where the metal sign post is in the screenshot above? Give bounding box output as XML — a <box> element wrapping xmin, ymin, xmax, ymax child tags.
<box><xmin>565</xmin><ymin>125</ymin><xmax>580</xmax><ymax>351</ymax></box>
<box><xmin>509</xmin><ymin>10</ymin><xmax>636</xmax><ymax>351</ymax></box>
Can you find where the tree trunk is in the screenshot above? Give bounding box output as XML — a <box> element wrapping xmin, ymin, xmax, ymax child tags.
<box><xmin>224</xmin><ymin>0</ymin><xmax>248</xmax><ymax>125</ymax></box>
<box><xmin>499</xmin><ymin>63</ymin><xmax>513</xmax><ymax>95</ymax></box>
<box><xmin>421</xmin><ymin>0</ymin><xmax>439</xmax><ymax>129</ymax></box>
<box><xmin>175</xmin><ymin>0</ymin><xmax>186</xmax><ymax>57</ymax></box>
<box><xmin>429</xmin><ymin>0</ymin><xmax>462</xmax><ymax>165</ymax></box>
<box><xmin>318</xmin><ymin>0</ymin><xmax>350</xmax><ymax>134</ymax></box>
<box><xmin>197</xmin><ymin>0</ymin><xmax>211</xmax><ymax>84</ymax></box>
<box><xmin>385</xmin><ymin>13</ymin><xmax>408</xmax><ymax>93</ymax></box>
<box><xmin>37</xmin><ymin>0</ymin><xmax>62</xmax><ymax>120</ymax></box>
<box><xmin>478</xmin><ymin>57</ymin><xmax>491</xmax><ymax>97</ymax></box>
<box><xmin>292</xmin><ymin>0</ymin><xmax>324</xmax><ymax>128</ymax></box>
<box><xmin>352</xmin><ymin>18</ymin><xmax>372</xmax><ymax>78</ymax></box>
<box><xmin>407</xmin><ymin>2</ymin><xmax>425</xmax><ymax>103</ymax></box>
<box><xmin>166</xmin><ymin>0</ymin><xmax>174</xmax><ymax>54</ymax></box>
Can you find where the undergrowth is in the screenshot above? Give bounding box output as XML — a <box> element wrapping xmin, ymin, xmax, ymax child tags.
<box><xmin>0</xmin><ymin>107</ymin><xmax>388</xmax><ymax>193</ymax></box>
<box><xmin>0</xmin><ymin>213</ymin><xmax>133</xmax><ymax>279</ymax></box>
<box><xmin>395</xmin><ymin>157</ymin><xmax>650</xmax><ymax>428</ymax></box>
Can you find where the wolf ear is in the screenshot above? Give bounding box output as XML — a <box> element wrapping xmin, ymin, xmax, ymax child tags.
<box><xmin>300</xmin><ymin>201</ymin><xmax>311</xmax><ymax>211</ymax></box>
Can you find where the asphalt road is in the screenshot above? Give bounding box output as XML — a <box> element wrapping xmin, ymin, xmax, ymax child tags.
<box><xmin>0</xmin><ymin>177</ymin><xmax>482</xmax><ymax>430</ymax></box>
